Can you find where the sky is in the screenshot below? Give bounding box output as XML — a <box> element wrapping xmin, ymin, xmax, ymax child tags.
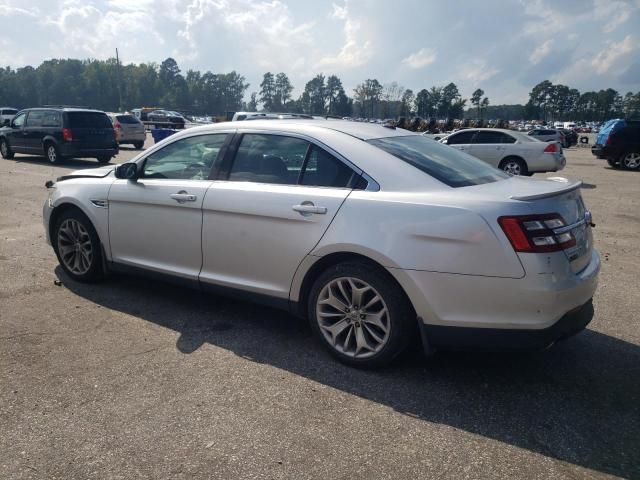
<box><xmin>1</xmin><ymin>0</ymin><xmax>639</xmax><ymax>104</ymax></box>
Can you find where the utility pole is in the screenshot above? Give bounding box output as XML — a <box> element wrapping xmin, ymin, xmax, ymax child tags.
<box><xmin>116</xmin><ymin>48</ymin><xmax>123</xmax><ymax>112</ymax></box>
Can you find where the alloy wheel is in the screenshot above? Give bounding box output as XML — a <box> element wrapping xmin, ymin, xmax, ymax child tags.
<box><xmin>316</xmin><ymin>277</ymin><xmax>391</xmax><ymax>358</ymax></box>
<box><xmin>47</xmin><ymin>145</ymin><xmax>57</xmax><ymax>163</ymax></box>
<box><xmin>503</xmin><ymin>161</ymin><xmax>522</xmax><ymax>175</ymax></box>
<box><xmin>622</xmin><ymin>152</ymin><xmax>640</xmax><ymax>170</ymax></box>
<box><xmin>57</xmin><ymin>218</ymin><xmax>93</xmax><ymax>275</ymax></box>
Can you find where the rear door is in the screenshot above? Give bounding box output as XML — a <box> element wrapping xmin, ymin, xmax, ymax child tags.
<box><xmin>469</xmin><ymin>131</ymin><xmax>512</xmax><ymax>166</ymax></box>
<box><xmin>65</xmin><ymin>111</ymin><xmax>115</xmax><ymax>150</ymax></box>
<box><xmin>200</xmin><ymin>132</ymin><xmax>358</xmax><ymax>299</ymax></box>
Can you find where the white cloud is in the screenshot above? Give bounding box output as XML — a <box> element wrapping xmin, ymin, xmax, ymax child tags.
<box><xmin>459</xmin><ymin>60</ymin><xmax>499</xmax><ymax>83</ymax></box>
<box><xmin>590</xmin><ymin>35</ymin><xmax>636</xmax><ymax>74</ymax></box>
<box><xmin>593</xmin><ymin>0</ymin><xmax>633</xmax><ymax>33</ymax></box>
<box><xmin>0</xmin><ymin>4</ymin><xmax>39</xmax><ymax>17</ymax></box>
<box><xmin>401</xmin><ymin>48</ymin><xmax>436</xmax><ymax>69</ymax></box>
<box><xmin>315</xmin><ymin>2</ymin><xmax>373</xmax><ymax>70</ymax></box>
<box><xmin>529</xmin><ymin>39</ymin><xmax>552</xmax><ymax>64</ymax></box>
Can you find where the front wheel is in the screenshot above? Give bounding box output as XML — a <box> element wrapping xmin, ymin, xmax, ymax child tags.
<box><xmin>499</xmin><ymin>157</ymin><xmax>528</xmax><ymax>176</ymax></box>
<box><xmin>308</xmin><ymin>262</ymin><xmax>414</xmax><ymax>368</ymax></box>
<box><xmin>620</xmin><ymin>152</ymin><xmax>640</xmax><ymax>170</ymax></box>
<box><xmin>53</xmin><ymin>209</ymin><xmax>104</xmax><ymax>282</ymax></box>
<box><xmin>0</xmin><ymin>138</ymin><xmax>14</xmax><ymax>159</ymax></box>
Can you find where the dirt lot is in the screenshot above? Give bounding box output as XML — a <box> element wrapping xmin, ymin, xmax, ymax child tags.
<box><xmin>1</xmin><ymin>138</ymin><xmax>639</xmax><ymax>479</ymax></box>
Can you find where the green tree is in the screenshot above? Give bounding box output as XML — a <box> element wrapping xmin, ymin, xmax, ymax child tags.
<box><xmin>259</xmin><ymin>72</ymin><xmax>275</xmax><ymax>111</ymax></box>
<box><xmin>273</xmin><ymin>73</ymin><xmax>293</xmax><ymax>110</ymax></box>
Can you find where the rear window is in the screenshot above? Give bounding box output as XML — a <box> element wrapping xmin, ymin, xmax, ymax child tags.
<box><xmin>368</xmin><ymin>135</ymin><xmax>508</xmax><ymax>188</ymax></box>
<box><xmin>2</xmin><ymin>109</ymin><xmax>18</xmax><ymax>115</ymax></box>
<box><xmin>67</xmin><ymin>112</ymin><xmax>112</xmax><ymax>129</ymax></box>
<box><xmin>116</xmin><ymin>115</ymin><xmax>141</xmax><ymax>124</ymax></box>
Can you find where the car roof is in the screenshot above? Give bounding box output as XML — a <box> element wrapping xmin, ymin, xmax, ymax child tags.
<box><xmin>216</xmin><ymin>119</ymin><xmax>415</xmax><ymax>140</ymax></box>
<box><xmin>21</xmin><ymin>107</ymin><xmax>106</xmax><ymax>113</ymax></box>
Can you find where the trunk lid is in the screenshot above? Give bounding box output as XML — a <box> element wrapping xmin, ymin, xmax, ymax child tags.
<box><xmin>469</xmin><ymin>176</ymin><xmax>593</xmax><ymax>273</ymax></box>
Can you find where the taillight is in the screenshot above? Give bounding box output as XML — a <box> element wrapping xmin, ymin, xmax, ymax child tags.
<box><xmin>113</xmin><ymin>128</ymin><xmax>118</xmax><ymax>140</ymax></box>
<box><xmin>114</xmin><ymin>122</ymin><xmax>121</xmax><ymax>130</ymax></box>
<box><xmin>498</xmin><ymin>214</ymin><xmax>576</xmax><ymax>253</ymax></box>
<box><xmin>62</xmin><ymin>128</ymin><xmax>72</xmax><ymax>142</ymax></box>
<box><xmin>544</xmin><ymin>143</ymin><xmax>557</xmax><ymax>153</ymax></box>
<box><xmin>605</xmin><ymin>134</ymin><xmax>612</xmax><ymax>146</ymax></box>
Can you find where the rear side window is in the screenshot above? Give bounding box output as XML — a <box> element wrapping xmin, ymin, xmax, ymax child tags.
<box><xmin>42</xmin><ymin>111</ymin><xmax>61</xmax><ymax>127</ymax></box>
<box><xmin>368</xmin><ymin>135</ymin><xmax>508</xmax><ymax>188</ymax></box>
<box><xmin>300</xmin><ymin>145</ymin><xmax>354</xmax><ymax>188</ymax></box>
<box><xmin>473</xmin><ymin>131</ymin><xmax>509</xmax><ymax>144</ymax></box>
<box><xmin>116</xmin><ymin>115</ymin><xmax>141</xmax><ymax>124</ymax></box>
<box><xmin>67</xmin><ymin>112</ymin><xmax>112</xmax><ymax>128</ymax></box>
<box><xmin>229</xmin><ymin>134</ymin><xmax>309</xmax><ymax>184</ymax></box>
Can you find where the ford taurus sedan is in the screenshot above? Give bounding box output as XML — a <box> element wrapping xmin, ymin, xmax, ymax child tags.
<box><xmin>43</xmin><ymin>120</ymin><xmax>599</xmax><ymax>367</ymax></box>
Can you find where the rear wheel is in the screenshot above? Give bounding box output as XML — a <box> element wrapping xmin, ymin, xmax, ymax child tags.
<box><xmin>96</xmin><ymin>155</ymin><xmax>111</xmax><ymax>164</ymax></box>
<box><xmin>53</xmin><ymin>208</ymin><xmax>104</xmax><ymax>282</ymax></box>
<box><xmin>308</xmin><ymin>261</ymin><xmax>414</xmax><ymax>368</ymax></box>
<box><xmin>133</xmin><ymin>141</ymin><xmax>144</xmax><ymax>150</ymax></box>
<box><xmin>620</xmin><ymin>152</ymin><xmax>640</xmax><ymax>170</ymax></box>
<box><xmin>45</xmin><ymin>142</ymin><xmax>60</xmax><ymax>164</ymax></box>
<box><xmin>0</xmin><ymin>138</ymin><xmax>14</xmax><ymax>159</ymax></box>
<box><xmin>499</xmin><ymin>157</ymin><xmax>528</xmax><ymax>176</ymax></box>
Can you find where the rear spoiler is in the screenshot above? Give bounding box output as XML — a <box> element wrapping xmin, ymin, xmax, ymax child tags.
<box><xmin>510</xmin><ymin>178</ymin><xmax>582</xmax><ymax>201</ymax></box>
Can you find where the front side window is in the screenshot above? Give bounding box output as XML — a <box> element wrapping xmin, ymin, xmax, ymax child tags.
<box><xmin>229</xmin><ymin>134</ymin><xmax>309</xmax><ymax>184</ymax></box>
<box><xmin>368</xmin><ymin>135</ymin><xmax>508</xmax><ymax>188</ymax></box>
<box><xmin>301</xmin><ymin>145</ymin><xmax>354</xmax><ymax>188</ymax></box>
<box><xmin>446</xmin><ymin>131</ymin><xmax>476</xmax><ymax>145</ymax></box>
<box><xmin>26</xmin><ymin>111</ymin><xmax>45</xmax><ymax>127</ymax></box>
<box><xmin>12</xmin><ymin>112</ymin><xmax>26</xmax><ymax>128</ymax></box>
<box><xmin>142</xmin><ymin>134</ymin><xmax>228</xmax><ymax>180</ymax></box>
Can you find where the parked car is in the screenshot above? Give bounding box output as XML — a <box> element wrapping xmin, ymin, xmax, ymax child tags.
<box><xmin>558</xmin><ymin>128</ymin><xmax>578</xmax><ymax>147</ymax></box>
<box><xmin>0</xmin><ymin>107</ymin><xmax>18</xmax><ymax>125</ymax></box>
<box><xmin>43</xmin><ymin>120</ymin><xmax>598</xmax><ymax>367</ymax></box>
<box><xmin>107</xmin><ymin>113</ymin><xmax>146</xmax><ymax>149</ymax></box>
<box><xmin>0</xmin><ymin>107</ymin><xmax>118</xmax><ymax>164</ymax></box>
<box><xmin>591</xmin><ymin>119</ymin><xmax>640</xmax><ymax>170</ymax></box>
<box><xmin>147</xmin><ymin>110</ymin><xmax>186</xmax><ymax>129</ymax></box>
<box><xmin>528</xmin><ymin>128</ymin><xmax>566</xmax><ymax>147</ymax></box>
<box><xmin>440</xmin><ymin>128</ymin><xmax>565</xmax><ymax>175</ymax></box>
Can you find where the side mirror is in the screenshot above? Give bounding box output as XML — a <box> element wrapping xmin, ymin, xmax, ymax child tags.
<box><xmin>115</xmin><ymin>162</ymin><xmax>138</xmax><ymax>180</ymax></box>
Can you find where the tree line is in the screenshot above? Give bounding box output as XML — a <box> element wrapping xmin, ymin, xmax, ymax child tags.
<box><xmin>0</xmin><ymin>57</ymin><xmax>638</xmax><ymax>121</ymax></box>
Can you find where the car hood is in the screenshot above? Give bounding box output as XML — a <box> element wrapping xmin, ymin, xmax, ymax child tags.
<box><xmin>56</xmin><ymin>166</ymin><xmax>114</xmax><ymax>182</ymax></box>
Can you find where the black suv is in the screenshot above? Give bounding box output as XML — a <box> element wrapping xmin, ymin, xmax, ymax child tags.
<box><xmin>0</xmin><ymin>107</ymin><xmax>118</xmax><ymax>164</ymax></box>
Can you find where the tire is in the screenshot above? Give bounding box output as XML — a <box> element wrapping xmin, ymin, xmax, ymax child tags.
<box><xmin>619</xmin><ymin>152</ymin><xmax>640</xmax><ymax>170</ymax></box>
<box><xmin>96</xmin><ymin>155</ymin><xmax>111</xmax><ymax>164</ymax></box>
<box><xmin>44</xmin><ymin>142</ymin><xmax>60</xmax><ymax>164</ymax></box>
<box><xmin>607</xmin><ymin>158</ymin><xmax>620</xmax><ymax>168</ymax></box>
<box><xmin>52</xmin><ymin>208</ymin><xmax>104</xmax><ymax>282</ymax></box>
<box><xmin>133</xmin><ymin>141</ymin><xmax>144</xmax><ymax>150</ymax></box>
<box><xmin>499</xmin><ymin>157</ymin><xmax>528</xmax><ymax>176</ymax></box>
<box><xmin>0</xmin><ymin>138</ymin><xmax>14</xmax><ymax>159</ymax></box>
<box><xmin>308</xmin><ymin>261</ymin><xmax>414</xmax><ymax>368</ymax></box>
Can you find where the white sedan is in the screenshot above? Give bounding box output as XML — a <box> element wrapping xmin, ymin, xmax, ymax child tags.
<box><xmin>43</xmin><ymin>120</ymin><xmax>598</xmax><ymax>367</ymax></box>
<box><xmin>440</xmin><ymin>128</ymin><xmax>566</xmax><ymax>176</ymax></box>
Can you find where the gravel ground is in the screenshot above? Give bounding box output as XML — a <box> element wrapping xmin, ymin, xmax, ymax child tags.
<box><xmin>1</xmin><ymin>137</ymin><xmax>639</xmax><ymax>479</ymax></box>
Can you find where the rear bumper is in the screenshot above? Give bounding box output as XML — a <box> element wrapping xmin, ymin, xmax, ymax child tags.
<box><xmin>59</xmin><ymin>144</ymin><xmax>118</xmax><ymax>158</ymax></box>
<box><xmin>423</xmin><ymin>299</ymin><xmax>594</xmax><ymax>350</ymax></box>
<box><xmin>591</xmin><ymin>145</ymin><xmax>615</xmax><ymax>159</ymax></box>
<box><xmin>117</xmin><ymin>132</ymin><xmax>146</xmax><ymax>143</ymax></box>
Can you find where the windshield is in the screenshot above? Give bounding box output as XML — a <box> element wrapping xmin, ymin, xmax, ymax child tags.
<box><xmin>368</xmin><ymin>135</ymin><xmax>508</xmax><ymax>188</ymax></box>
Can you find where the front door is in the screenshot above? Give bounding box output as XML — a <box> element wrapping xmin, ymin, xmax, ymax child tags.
<box><xmin>200</xmin><ymin>133</ymin><xmax>357</xmax><ymax>299</ymax></box>
<box><xmin>108</xmin><ymin>133</ymin><xmax>230</xmax><ymax>280</ymax></box>
<box><xmin>6</xmin><ymin>111</ymin><xmax>27</xmax><ymax>152</ymax></box>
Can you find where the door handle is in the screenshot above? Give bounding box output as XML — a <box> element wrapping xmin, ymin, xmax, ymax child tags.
<box><xmin>292</xmin><ymin>203</ymin><xmax>327</xmax><ymax>216</ymax></box>
<box><xmin>170</xmin><ymin>191</ymin><xmax>197</xmax><ymax>203</ymax></box>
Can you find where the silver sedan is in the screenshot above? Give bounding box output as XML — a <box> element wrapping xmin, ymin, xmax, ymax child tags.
<box><xmin>43</xmin><ymin>120</ymin><xmax>599</xmax><ymax>368</ymax></box>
